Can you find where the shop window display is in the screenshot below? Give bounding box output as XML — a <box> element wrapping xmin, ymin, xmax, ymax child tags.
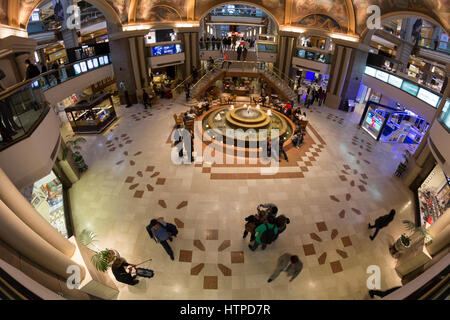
<box><xmin>418</xmin><ymin>165</ymin><xmax>450</xmax><ymax>227</ymax></box>
<box><xmin>31</xmin><ymin>171</ymin><xmax>68</xmax><ymax>238</ymax></box>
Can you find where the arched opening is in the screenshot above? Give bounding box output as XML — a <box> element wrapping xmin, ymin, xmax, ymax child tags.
<box><xmin>198</xmin><ymin>1</ymin><xmax>281</xmax><ymax>29</ymax></box>
<box><xmin>198</xmin><ymin>2</ymin><xmax>279</xmax><ymax>59</ymax></box>
<box><xmin>22</xmin><ymin>0</ymin><xmax>122</xmax><ymax>29</ymax></box>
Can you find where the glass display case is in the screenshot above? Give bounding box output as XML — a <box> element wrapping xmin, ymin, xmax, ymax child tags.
<box><xmin>65</xmin><ymin>93</ymin><xmax>116</xmax><ymax>134</ymax></box>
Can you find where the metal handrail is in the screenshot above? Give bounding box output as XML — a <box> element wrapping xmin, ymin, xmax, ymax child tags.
<box><xmin>271</xmin><ymin>65</ymin><xmax>297</xmax><ymax>86</ymax></box>
<box><xmin>0</xmin><ymin>53</ymin><xmax>111</xmax><ymax>101</ymax></box>
<box><xmin>191</xmin><ymin>59</ymin><xmax>224</xmax><ymax>92</ymax></box>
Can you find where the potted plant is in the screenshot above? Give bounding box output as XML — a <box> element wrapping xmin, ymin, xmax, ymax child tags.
<box><xmin>78</xmin><ymin>229</ymin><xmax>119</xmax><ymax>272</ymax></box>
<box><xmin>390</xmin><ymin>220</ymin><xmax>432</xmax><ymax>256</ymax></box>
<box><xmin>63</xmin><ymin>137</ymin><xmax>88</xmax><ymax>173</ymax></box>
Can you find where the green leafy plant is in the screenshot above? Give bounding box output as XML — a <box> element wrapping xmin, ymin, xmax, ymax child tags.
<box><xmin>78</xmin><ymin>229</ymin><xmax>117</xmax><ymax>272</ymax></box>
<box><xmin>78</xmin><ymin>229</ymin><xmax>98</xmax><ymax>248</ymax></box>
<box><xmin>402</xmin><ymin>220</ymin><xmax>432</xmax><ymax>242</ymax></box>
<box><xmin>400</xmin><ymin>233</ymin><xmax>410</xmax><ymax>247</ymax></box>
<box><xmin>63</xmin><ymin>137</ymin><xmax>88</xmax><ymax>172</ymax></box>
<box><xmin>91</xmin><ymin>249</ymin><xmax>113</xmax><ymax>272</ymax></box>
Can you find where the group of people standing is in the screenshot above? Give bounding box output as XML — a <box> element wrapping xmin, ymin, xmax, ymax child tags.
<box><xmin>244</xmin><ymin>203</ymin><xmax>290</xmax><ymax>251</ymax></box>
<box><xmin>297</xmin><ymin>85</ymin><xmax>326</xmax><ymax>109</ymax></box>
<box><xmin>244</xmin><ymin>203</ymin><xmax>303</xmax><ymax>282</ymax></box>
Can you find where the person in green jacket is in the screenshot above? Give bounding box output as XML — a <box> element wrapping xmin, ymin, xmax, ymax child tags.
<box><xmin>248</xmin><ymin>216</ymin><xmax>278</xmax><ymax>251</ymax></box>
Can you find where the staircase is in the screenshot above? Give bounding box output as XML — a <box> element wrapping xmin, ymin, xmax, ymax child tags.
<box><xmin>190</xmin><ymin>61</ymin><xmax>297</xmax><ymax>102</ymax></box>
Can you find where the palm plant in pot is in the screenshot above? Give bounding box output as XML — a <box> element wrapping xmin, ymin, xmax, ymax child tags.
<box><xmin>390</xmin><ymin>220</ymin><xmax>432</xmax><ymax>256</ymax></box>
<box><xmin>78</xmin><ymin>229</ymin><xmax>119</xmax><ymax>272</ymax></box>
<box><xmin>63</xmin><ymin>137</ymin><xmax>88</xmax><ymax>173</ymax></box>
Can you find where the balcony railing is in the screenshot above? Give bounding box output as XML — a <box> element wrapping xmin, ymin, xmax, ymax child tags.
<box><xmin>417</xmin><ymin>37</ymin><xmax>450</xmax><ymax>54</ymax></box>
<box><xmin>0</xmin><ymin>53</ymin><xmax>111</xmax><ymax>150</ymax></box>
<box><xmin>0</xmin><ymin>76</ymin><xmax>50</xmax><ymax>150</ymax></box>
<box><xmin>363</xmin><ymin>65</ymin><xmax>444</xmax><ymax>109</ymax></box>
<box><xmin>37</xmin><ymin>53</ymin><xmax>112</xmax><ymax>92</ymax></box>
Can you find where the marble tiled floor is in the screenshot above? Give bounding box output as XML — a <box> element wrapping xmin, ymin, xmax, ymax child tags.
<box><xmin>66</xmin><ymin>95</ymin><xmax>416</xmax><ymax>300</ymax></box>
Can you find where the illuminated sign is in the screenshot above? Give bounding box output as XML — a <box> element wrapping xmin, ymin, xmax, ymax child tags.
<box><xmin>417</xmin><ymin>88</ymin><xmax>440</xmax><ymax>108</ymax></box>
<box><xmin>152</xmin><ymin>44</ymin><xmax>182</xmax><ymax>56</ymax></box>
<box><xmin>364</xmin><ymin>66</ymin><xmax>377</xmax><ymax>77</ymax></box>
<box><xmin>375</xmin><ymin>70</ymin><xmax>389</xmax><ymax>82</ymax></box>
<box><xmin>362</xmin><ymin>107</ymin><xmax>385</xmax><ymax>140</ymax></box>
<box><xmin>388</xmin><ymin>75</ymin><xmax>403</xmax><ymax>88</ymax></box>
<box><xmin>80</xmin><ymin>61</ymin><xmax>87</xmax><ymax>72</ymax></box>
<box><xmin>401</xmin><ymin>81</ymin><xmax>419</xmax><ymax>96</ymax></box>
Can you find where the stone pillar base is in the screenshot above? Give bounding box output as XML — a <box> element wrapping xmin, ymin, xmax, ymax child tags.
<box><xmin>69</xmin><ymin>237</ymin><xmax>119</xmax><ymax>300</ymax></box>
<box><xmin>324</xmin><ymin>94</ymin><xmax>341</xmax><ymax>109</ymax></box>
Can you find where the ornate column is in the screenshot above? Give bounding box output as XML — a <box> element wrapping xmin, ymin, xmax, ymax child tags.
<box><xmin>0</xmin><ymin>199</ymin><xmax>85</xmax><ymax>281</ymax></box>
<box><xmin>176</xmin><ymin>27</ymin><xmax>200</xmax><ymax>78</ymax></box>
<box><xmin>275</xmin><ymin>31</ymin><xmax>297</xmax><ymax>81</ymax></box>
<box><xmin>0</xmin><ymin>169</ymin><xmax>75</xmax><ymax>257</ymax></box>
<box><xmin>325</xmin><ymin>42</ymin><xmax>368</xmax><ymax>109</ymax></box>
<box><xmin>107</xmin><ymin>25</ymin><xmax>148</xmax><ymax>105</ymax></box>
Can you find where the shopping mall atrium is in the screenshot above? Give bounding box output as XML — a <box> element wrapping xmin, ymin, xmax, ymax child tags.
<box><xmin>0</xmin><ymin>0</ymin><xmax>449</xmax><ymax>301</ymax></box>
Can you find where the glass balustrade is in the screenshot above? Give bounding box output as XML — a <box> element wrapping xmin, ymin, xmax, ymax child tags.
<box><xmin>417</xmin><ymin>38</ymin><xmax>450</xmax><ymax>54</ymax></box>
<box><xmin>0</xmin><ymin>77</ymin><xmax>50</xmax><ymax>149</ymax></box>
<box><xmin>0</xmin><ymin>53</ymin><xmax>112</xmax><ymax>150</ymax></box>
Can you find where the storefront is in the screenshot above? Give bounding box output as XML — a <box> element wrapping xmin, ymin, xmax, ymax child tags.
<box><xmin>28</xmin><ymin>167</ymin><xmax>74</xmax><ymax>238</ymax></box>
<box><xmin>65</xmin><ymin>93</ymin><xmax>117</xmax><ymax>134</ymax></box>
<box><xmin>417</xmin><ymin>164</ymin><xmax>450</xmax><ymax>227</ymax></box>
<box><xmin>359</xmin><ymin>101</ymin><xmax>429</xmax><ymax>145</ymax></box>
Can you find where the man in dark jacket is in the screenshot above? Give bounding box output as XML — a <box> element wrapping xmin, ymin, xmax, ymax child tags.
<box><xmin>25</xmin><ymin>59</ymin><xmax>41</xmax><ymax>80</ymax></box>
<box><xmin>368</xmin><ymin>209</ymin><xmax>396</xmax><ymax>240</ymax></box>
<box><xmin>111</xmin><ymin>257</ymin><xmax>139</xmax><ymax>285</ymax></box>
<box><xmin>237</xmin><ymin>45</ymin><xmax>243</xmax><ymax>61</ymax></box>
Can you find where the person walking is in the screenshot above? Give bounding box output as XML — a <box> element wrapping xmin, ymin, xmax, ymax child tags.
<box><xmin>142</xmin><ymin>89</ymin><xmax>151</xmax><ymax>109</ymax></box>
<box><xmin>297</xmin><ymin>87</ymin><xmax>303</xmax><ymax>105</ymax></box>
<box><xmin>185</xmin><ymin>83</ymin><xmax>191</xmax><ymax>101</ymax></box>
<box><xmin>237</xmin><ymin>45</ymin><xmax>242</xmax><ymax>61</ymax></box>
<box><xmin>267</xmin><ymin>254</ymin><xmax>303</xmax><ymax>283</ymax></box>
<box><xmin>146</xmin><ymin>218</ymin><xmax>177</xmax><ymax>260</ymax></box>
<box><xmin>111</xmin><ymin>257</ymin><xmax>139</xmax><ymax>286</ymax></box>
<box><xmin>369</xmin><ymin>286</ymin><xmax>401</xmax><ymax>298</ymax></box>
<box><xmin>368</xmin><ymin>209</ymin><xmax>396</xmax><ymax>240</ymax></box>
<box><xmin>248</xmin><ymin>216</ymin><xmax>278</xmax><ymax>251</ymax></box>
<box><xmin>277</xmin><ymin>138</ymin><xmax>289</xmax><ymax>162</ymax></box>
<box><xmin>222</xmin><ymin>52</ymin><xmax>229</xmax><ymax>69</ymax></box>
<box><xmin>242</xmin><ymin>47</ymin><xmax>248</xmax><ymax>61</ymax></box>
<box><xmin>25</xmin><ymin>59</ymin><xmax>41</xmax><ymax>80</ymax></box>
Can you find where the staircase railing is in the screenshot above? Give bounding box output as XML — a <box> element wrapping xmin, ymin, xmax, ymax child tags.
<box><xmin>190</xmin><ymin>59</ymin><xmax>224</xmax><ymax>97</ymax></box>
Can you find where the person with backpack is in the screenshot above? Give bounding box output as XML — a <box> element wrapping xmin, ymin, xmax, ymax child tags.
<box><xmin>146</xmin><ymin>218</ymin><xmax>178</xmax><ymax>260</ymax></box>
<box><xmin>248</xmin><ymin>216</ymin><xmax>278</xmax><ymax>251</ymax></box>
<box><xmin>243</xmin><ymin>214</ymin><xmax>261</xmax><ymax>242</ymax></box>
<box><xmin>273</xmin><ymin>214</ymin><xmax>290</xmax><ymax>241</ymax></box>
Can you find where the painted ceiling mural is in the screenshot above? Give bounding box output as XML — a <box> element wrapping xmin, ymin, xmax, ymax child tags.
<box><xmin>291</xmin><ymin>0</ymin><xmax>349</xmax><ymax>32</ymax></box>
<box><xmin>136</xmin><ymin>0</ymin><xmax>187</xmax><ymax>22</ymax></box>
<box><xmin>19</xmin><ymin>0</ymin><xmax>37</xmax><ymax>28</ymax></box>
<box><xmin>298</xmin><ymin>14</ymin><xmax>342</xmax><ymax>32</ymax></box>
<box><xmin>353</xmin><ymin>0</ymin><xmax>449</xmax><ymax>34</ymax></box>
<box><xmin>104</xmin><ymin>0</ymin><xmax>130</xmax><ymax>23</ymax></box>
<box><xmin>0</xmin><ymin>0</ymin><xmax>7</xmax><ymax>25</ymax></box>
<box><xmin>5</xmin><ymin>1</ymin><xmax>449</xmax><ymax>34</ymax></box>
<box><xmin>193</xmin><ymin>0</ymin><xmax>286</xmax><ymax>24</ymax></box>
